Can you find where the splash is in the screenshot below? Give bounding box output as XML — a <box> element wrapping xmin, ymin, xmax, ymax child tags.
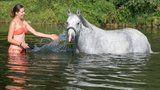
<box><xmin>26</xmin><ymin>32</ymin><xmax>76</xmax><ymax>53</ymax></box>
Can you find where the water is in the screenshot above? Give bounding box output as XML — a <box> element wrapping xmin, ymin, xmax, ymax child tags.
<box><xmin>0</xmin><ymin>23</ymin><xmax>160</xmax><ymax>90</ymax></box>
<box><xmin>27</xmin><ymin>33</ymin><xmax>76</xmax><ymax>53</ymax></box>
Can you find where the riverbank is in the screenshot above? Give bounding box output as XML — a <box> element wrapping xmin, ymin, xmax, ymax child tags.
<box><xmin>1</xmin><ymin>0</ymin><xmax>160</xmax><ymax>28</ymax></box>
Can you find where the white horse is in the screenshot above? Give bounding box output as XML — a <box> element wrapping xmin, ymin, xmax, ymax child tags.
<box><xmin>66</xmin><ymin>10</ymin><xmax>152</xmax><ymax>54</ymax></box>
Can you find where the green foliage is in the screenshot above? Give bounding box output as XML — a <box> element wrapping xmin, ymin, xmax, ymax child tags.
<box><xmin>0</xmin><ymin>0</ymin><xmax>160</xmax><ymax>26</ymax></box>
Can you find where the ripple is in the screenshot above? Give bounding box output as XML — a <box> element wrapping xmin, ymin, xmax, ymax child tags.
<box><xmin>5</xmin><ymin>51</ymin><xmax>152</xmax><ymax>90</ymax></box>
<box><xmin>63</xmin><ymin>53</ymin><xmax>150</xmax><ymax>89</ymax></box>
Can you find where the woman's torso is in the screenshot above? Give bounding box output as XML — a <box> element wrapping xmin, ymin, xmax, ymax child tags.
<box><xmin>8</xmin><ymin>19</ymin><xmax>28</xmax><ymax>53</ymax></box>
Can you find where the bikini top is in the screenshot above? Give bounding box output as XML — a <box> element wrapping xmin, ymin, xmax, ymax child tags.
<box><xmin>14</xmin><ymin>27</ymin><xmax>28</xmax><ymax>35</ymax></box>
<box><xmin>13</xmin><ymin>21</ymin><xmax>28</xmax><ymax>35</ymax></box>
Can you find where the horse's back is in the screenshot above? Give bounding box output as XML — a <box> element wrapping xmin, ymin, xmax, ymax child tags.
<box><xmin>97</xmin><ymin>28</ymin><xmax>152</xmax><ymax>54</ymax></box>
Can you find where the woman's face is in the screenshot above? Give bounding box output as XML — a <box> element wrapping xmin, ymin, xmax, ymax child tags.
<box><xmin>16</xmin><ymin>8</ymin><xmax>25</xmax><ymax>19</ymax></box>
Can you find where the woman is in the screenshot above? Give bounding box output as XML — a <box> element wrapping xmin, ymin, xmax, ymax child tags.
<box><xmin>8</xmin><ymin>4</ymin><xmax>59</xmax><ymax>54</ymax></box>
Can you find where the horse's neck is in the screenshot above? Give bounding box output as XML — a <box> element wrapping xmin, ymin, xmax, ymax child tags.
<box><xmin>78</xmin><ymin>23</ymin><xmax>95</xmax><ymax>45</ymax></box>
<box><xmin>80</xmin><ymin>25</ymin><xmax>93</xmax><ymax>36</ymax></box>
<box><xmin>77</xmin><ymin>20</ymin><xmax>108</xmax><ymax>53</ymax></box>
<box><xmin>81</xmin><ymin>22</ymin><xmax>104</xmax><ymax>37</ymax></box>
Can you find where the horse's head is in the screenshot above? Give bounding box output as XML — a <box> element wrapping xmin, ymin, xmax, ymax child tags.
<box><xmin>66</xmin><ymin>10</ymin><xmax>90</xmax><ymax>42</ymax></box>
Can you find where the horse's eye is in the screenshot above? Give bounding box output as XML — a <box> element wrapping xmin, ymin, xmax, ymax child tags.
<box><xmin>77</xmin><ymin>22</ymin><xmax>80</xmax><ymax>26</ymax></box>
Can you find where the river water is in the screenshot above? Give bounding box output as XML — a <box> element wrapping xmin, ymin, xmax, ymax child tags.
<box><xmin>0</xmin><ymin>23</ymin><xmax>160</xmax><ymax>90</ymax></box>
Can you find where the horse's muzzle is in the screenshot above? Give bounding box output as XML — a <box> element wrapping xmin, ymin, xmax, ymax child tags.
<box><xmin>67</xmin><ymin>27</ymin><xmax>76</xmax><ymax>43</ymax></box>
<box><xmin>68</xmin><ymin>34</ymin><xmax>75</xmax><ymax>43</ymax></box>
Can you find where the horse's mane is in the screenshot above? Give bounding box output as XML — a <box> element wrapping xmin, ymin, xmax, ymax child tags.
<box><xmin>78</xmin><ymin>15</ymin><xmax>89</xmax><ymax>28</ymax></box>
<box><xmin>78</xmin><ymin>15</ymin><xmax>99</xmax><ymax>31</ymax></box>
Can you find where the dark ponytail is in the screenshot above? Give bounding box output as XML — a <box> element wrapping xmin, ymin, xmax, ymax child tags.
<box><xmin>10</xmin><ymin>4</ymin><xmax>24</xmax><ymax>18</ymax></box>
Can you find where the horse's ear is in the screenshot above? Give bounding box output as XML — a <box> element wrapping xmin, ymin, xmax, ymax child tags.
<box><xmin>76</xmin><ymin>9</ymin><xmax>81</xmax><ymax>16</ymax></box>
<box><xmin>67</xmin><ymin>9</ymin><xmax>72</xmax><ymax>16</ymax></box>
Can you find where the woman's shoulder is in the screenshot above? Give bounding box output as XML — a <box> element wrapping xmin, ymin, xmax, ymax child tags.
<box><xmin>10</xmin><ymin>20</ymin><xmax>16</xmax><ymax>26</ymax></box>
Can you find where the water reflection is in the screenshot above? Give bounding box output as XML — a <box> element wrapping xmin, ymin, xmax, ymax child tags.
<box><xmin>22</xmin><ymin>53</ymin><xmax>63</xmax><ymax>90</ymax></box>
<box><xmin>5</xmin><ymin>52</ymin><xmax>62</xmax><ymax>90</ymax></box>
<box><xmin>1</xmin><ymin>23</ymin><xmax>160</xmax><ymax>89</ymax></box>
<box><xmin>6</xmin><ymin>53</ymin><xmax>28</xmax><ymax>90</ymax></box>
<box><xmin>65</xmin><ymin>53</ymin><xmax>150</xmax><ymax>89</ymax></box>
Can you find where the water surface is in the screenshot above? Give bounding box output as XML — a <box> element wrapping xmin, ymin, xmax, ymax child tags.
<box><xmin>0</xmin><ymin>24</ymin><xmax>160</xmax><ymax>90</ymax></box>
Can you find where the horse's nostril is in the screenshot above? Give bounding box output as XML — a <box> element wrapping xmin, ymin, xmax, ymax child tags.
<box><xmin>68</xmin><ymin>35</ymin><xmax>75</xmax><ymax>43</ymax></box>
<box><xmin>68</xmin><ymin>35</ymin><xmax>72</xmax><ymax>42</ymax></box>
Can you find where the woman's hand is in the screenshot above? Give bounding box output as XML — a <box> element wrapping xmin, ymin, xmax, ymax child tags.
<box><xmin>50</xmin><ymin>34</ymin><xmax>59</xmax><ymax>40</ymax></box>
<box><xmin>20</xmin><ymin>42</ymin><xmax>29</xmax><ymax>49</ymax></box>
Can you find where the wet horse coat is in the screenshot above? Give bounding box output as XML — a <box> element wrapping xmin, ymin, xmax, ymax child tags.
<box><xmin>66</xmin><ymin>10</ymin><xmax>152</xmax><ymax>54</ymax></box>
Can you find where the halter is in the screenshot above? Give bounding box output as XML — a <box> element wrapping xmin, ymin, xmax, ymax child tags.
<box><xmin>66</xmin><ymin>26</ymin><xmax>79</xmax><ymax>44</ymax></box>
<box><xmin>67</xmin><ymin>27</ymin><xmax>77</xmax><ymax>34</ymax></box>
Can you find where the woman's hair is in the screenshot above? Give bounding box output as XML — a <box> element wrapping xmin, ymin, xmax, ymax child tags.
<box><xmin>10</xmin><ymin>4</ymin><xmax>24</xmax><ymax>18</ymax></box>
